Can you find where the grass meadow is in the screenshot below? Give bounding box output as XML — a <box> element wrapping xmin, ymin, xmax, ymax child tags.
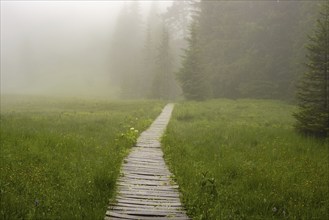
<box><xmin>0</xmin><ymin>95</ymin><xmax>164</xmax><ymax>219</ymax></box>
<box><xmin>162</xmin><ymin>99</ymin><xmax>329</xmax><ymax>220</ymax></box>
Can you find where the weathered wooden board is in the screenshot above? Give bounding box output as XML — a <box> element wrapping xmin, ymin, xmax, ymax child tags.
<box><xmin>118</xmin><ymin>191</ymin><xmax>180</xmax><ymax>198</ymax></box>
<box><xmin>105</xmin><ymin>104</ymin><xmax>190</xmax><ymax>220</ymax></box>
<box><xmin>106</xmin><ymin>211</ymin><xmax>189</xmax><ymax>220</ymax></box>
<box><xmin>122</xmin><ymin>167</ymin><xmax>170</xmax><ymax>174</ymax></box>
<box><xmin>113</xmin><ymin>199</ymin><xmax>183</xmax><ymax>207</ymax></box>
<box><xmin>110</xmin><ymin>202</ymin><xmax>182</xmax><ymax>209</ymax></box>
<box><xmin>121</xmin><ymin>170</ymin><xmax>169</xmax><ymax>176</ymax></box>
<box><xmin>117</xmin><ymin>186</ymin><xmax>179</xmax><ymax>193</ymax></box>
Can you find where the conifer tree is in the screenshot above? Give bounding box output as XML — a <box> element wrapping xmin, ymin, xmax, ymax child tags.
<box><xmin>177</xmin><ymin>21</ymin><xmax>208</xmax><ymax>100</ymax></box>
<box><xmin>152</xmin><ymin>25</ymin><xmax>176</xmax><ymax>100</ymax></box>
<box><xmin>109</xmin><ymin>2</ymin><xmax>143</xmax><ymax>98</ymax></box>
<box><xmin>294</xmin><ymin>2</ymin><xmax>329</xmax><ymax>137</ymax></box>
<box><xmin>140</xmin><ymin>2</ymin><xmax>161</xmax><ymax>98</ymax></box>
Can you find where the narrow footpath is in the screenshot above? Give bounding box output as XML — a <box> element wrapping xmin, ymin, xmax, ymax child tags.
<box><xmin>105</xmin><ymin>104</ymin><xmax>190</xmax><ymax>220</ymax></box>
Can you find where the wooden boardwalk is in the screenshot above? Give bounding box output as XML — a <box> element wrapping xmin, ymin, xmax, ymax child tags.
<box><xmin>105</xmin><ymin>104</ymin><xmax>190</xmax><ymax>220</ymax></box>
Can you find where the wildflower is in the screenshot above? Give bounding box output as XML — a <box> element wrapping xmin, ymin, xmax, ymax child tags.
<box><xmin>272</xmin><ymin>207</ymin><xmax>277</xmax><ymax>213</ymax></box>
<box><xmin>130</xmin><ymin>127</ymin><xmax>134</xmax><ymax>130</ymax></box>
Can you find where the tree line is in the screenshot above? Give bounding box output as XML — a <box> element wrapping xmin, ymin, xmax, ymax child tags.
<box><xmin>109</xmin><ymin>1</ymin><xmax>328</xmax><ymax>137</ymax></box>
<box><xmin>178</xmin><ymin>0</ymin><xmax>323</xmax><ymax>100</ymax></box>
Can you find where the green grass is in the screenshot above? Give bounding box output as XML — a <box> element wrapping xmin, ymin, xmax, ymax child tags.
<box><xmin>162</xmin><ymin>99</ymin><xmax>329</xmax><ymax>220</ymax></box>
<box><xmin>0</xmin><ymin>95</ymin><xmax>165</xmax><ymax>219</ymax></box>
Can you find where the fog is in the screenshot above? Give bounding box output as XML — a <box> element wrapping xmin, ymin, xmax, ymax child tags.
<box><xmin>1</xmin><ymin>0</ymin><xmax>173</xmax><ymax>98</ymax></box>
<box><xmin>1</xmin><ymin>1</ymin><xmax>321</xmax><ymax>101</ymax></box>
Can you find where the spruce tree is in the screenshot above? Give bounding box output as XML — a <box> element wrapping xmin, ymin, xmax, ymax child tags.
<box><xmin>177</xmin><ymin>21</ymin><xmax>208</xmax><ymax>100</ymax></box>
<box><xmin>294</xmin><ymin>2</ymin><xmax>329</xmax><ymax>137</ymax></box>
<box><xmin>109</xmin><ymin>2</ymin><xmax>143</xmax><ymax>98</ymax></box>
<box><xmin>141</xmin><ymin>2</ymin><xmax>161</xmax><ymax>98</ymax></box>
<box><xmin>152</xmin><ymin>25</ymin><xmax>175</xmax><ymax>100</ymax></box>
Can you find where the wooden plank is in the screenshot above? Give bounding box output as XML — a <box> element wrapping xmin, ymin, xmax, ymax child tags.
<box><xmin>128</xmin><ymin>154</ymin><xmax>163</xmax><ymax>158</ymax></box>
<box><xmin>124</xmin><ymin>160</ymin><xmax>166</xmax><ymax>165</ymax></box>
<box><xmin>122</xmin><ymin>172</ymin><xmax>168</xmax><ymax>177</ymax></box>
<box><xmin>131</xmin><ymin>148</ymin><xmax>161</xmax><ymax>152</ymax></box>
<box><xmin>129</xmin><ymin>154</ymin><xmax>161</xmax><ymax>157</ymax></box>
<box><xmin>114</xmin><ymin>199</ymin><xmax>183</xmax><ymax>207</ymax></box>
<box><xmin>118</xmin><ymin>188</ymin><xmax>178</xmax><ymax>195</ymax></box>
<box><xmin>122</xmin><ymin>164</ymin><xmax>167</xmax><ymax>169</ymax></box>
<box><xmin>129</xmin><ymin>152</ymin><xmax>161</xmax><ymax>155</ymax></box>
<box><xmin>109</xmin><ymin>205</ymin><xmax>182</xmax><ymax>213</ymax></box>
<box><xmin>118</xmin><ymin>186</ymin><xmax>179</xmax><ymax>192</ymax></box>
<box><xmin>116</xmin><ymin>195</ymin><xmax>181</xmax><ymax>203</ymax></box>
<box><xmin>117</xmin><ymin>183</ymin><xmax>179</xmax><ymax>190</ymax></box>
<box><xmin>128</xmin><ymin>156</ymin><xmax>163</xmax><ymax>160</ymax></box>
<box><xmin>125</xmin><ymin>155</ymin><xmax>164</xmax><ymax>160</ymax></box>
<box><xmin>123</xmin><ymin>160</ymin><xmax>165</xmax><ymax>165</ymax></box>
<box><xmin>110</xmin><ymin>207</ymin><xmax>185</xmax><ymax>216</ymax></box>
<box><xmin>119</xmin><ymin>174</ymin><xmax>170</xmax><ymax>180</ymax></box>
<box><xmin>120</xmin><ymin>171</ymin><xmax>169</xmax><ymax>177</ymax></box>
<box><xmin>118</xmin><ymin>191</ymin><xmax>180</xmax><ymax>198</ymax></box>
<box><xmin>119</xmin><ymin>188</ymin><xmax>178</xmax><ymax>194</ymax></box>
<box><xmin>126</xmin><ymin>154</ymin><xmax>164</xmax><ymax>157</ymax></box>
<box><xmin>115</xmin><ymin>195</ymin><xmax>180</xmax><ymax>202</ymax></box>
<box><xmin>115</xmin><ymin>196</ymin><xmax>181</xmax><ymax>203</ymax></box>
<box><xmin>118</xmin><ymin>188</ymin><xmax>179</xmax><ymax>195</ymax></box>
<box><xmin>110</xmin><ymin>202</ymin><xmax>182</xmax><ymax>209</ymax></box>
<box><xmin>118</xmin><ymin>192</ymin><xmax>180</xmax><ymax>199</ymax></box>
<box><xmin>111</xmin><ymin>205</ymin><xmax>184</xmax><ymax>213</ymax></box>
<box><xmin>122</xmin><ymin>163</ymin><xmax>167</xmax><ymax>168</ymax></box>
<box><xmin>118</xmin><ymin>182</ymin><xmax>176</xmax><ymax>187</ymax></box>
<box><xmin>118</xmin><ymin>192</ymin><xmax>179</xmax><ymax>198</ymax></box>
<box><xmin>122</xmin><ymin>167</ymin><xmax>170</xmax><ymax>174</ymax></box>
<box><xmin>121</xmin><ymin>172</ymin><xmax>171</xmax><ymax>177</ymax></box>
<box><xmin>106</xmin><ymin>211</ymin><xmax>189</xmax><ymax>220</ymax></box>
<box><xmin>122</xmin><ymin>170</ymin><xmax>169</xmax><ymax>176</ymax></box>
<box><xmin>124</xmin><ymin>162</ymin><xmax>166</xmax><ymax>167</ymax></box>
<box><xmin>117</xmin><ymin>179</ymin><xmax>171</xmax><ymax>186</ymax></box>
<box><xmin>121</xmin><ymin>169</ymin><xmax>170</xmax><ymax>175</ymax></box>
<box><xmin>134</xmin><ymin>145</ymin><xmax>161</xmax><ymax>148</ymax></box>
<box><xmin>121</xmin><ymin>174</ymin><xmax>170</xmax><ymax>181</ymax></box>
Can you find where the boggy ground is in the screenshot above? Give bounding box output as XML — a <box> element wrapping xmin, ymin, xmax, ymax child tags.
<box><xmin>0</xmin><ymin>95</ymin><xmax>164</xmax><ymax>219</ymax></box>
<box><xmin>162</xmin><ymin>99</ymin><xmax>328</xmax><ymax>220</ymax></box>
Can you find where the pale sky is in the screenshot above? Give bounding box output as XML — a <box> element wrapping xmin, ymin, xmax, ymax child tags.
<box><xmin>0</xmin><ymin>0</ymin><xmax>173</xmax><ymax>97</ymax></box>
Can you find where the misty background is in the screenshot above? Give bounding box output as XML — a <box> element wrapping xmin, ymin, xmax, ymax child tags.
<box><xmin>1</xmin><ymin>0</ymin><xmax>322</xmax><ymax>100</ymax></box>
<box><xmin>1</xmin><ymin>1</ymin><xmax>173</xmax><ymax>98</ymax></box>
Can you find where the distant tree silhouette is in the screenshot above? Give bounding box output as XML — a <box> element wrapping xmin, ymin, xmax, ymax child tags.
<box><xmin>151</xmin><ymin>25</ymin><xmax>176</xmax><ymax>100</ymax></box>
<box><xmin>110</xmin><ymin>2</ymin><xmax>143</xmax><ymax>98</ymax></box>
<box><xmin>177</xmin><ymin>21</ymin><xmax>209</xmax><ymax>100</ymax></box>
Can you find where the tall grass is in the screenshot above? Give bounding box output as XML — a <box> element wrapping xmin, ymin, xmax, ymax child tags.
<box><xmin>0</xmin><ymin>95</ymin><xmax>164</xmax><ymax>219</ymax></box>
<box><xmin>162</xmin><ymin>99</ymin><xmax>328</xmax><ymax>219</ymax></box>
